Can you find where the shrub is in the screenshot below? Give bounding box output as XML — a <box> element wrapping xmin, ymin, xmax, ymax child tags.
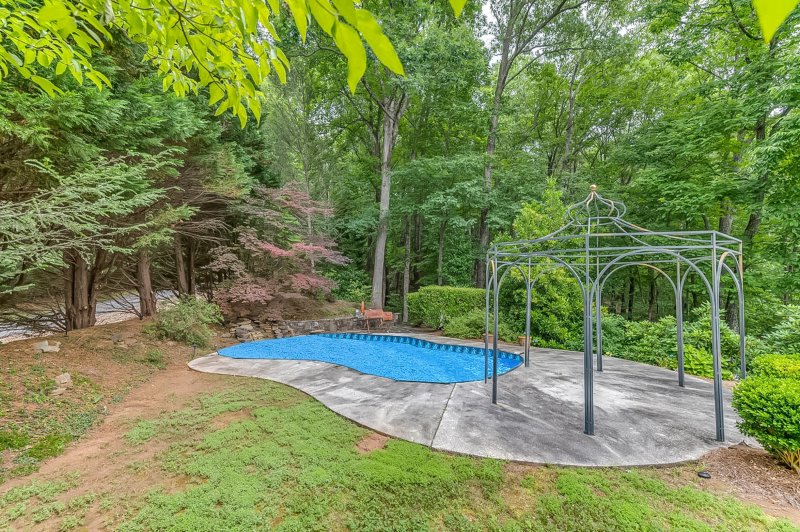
<box><xmin>763</xmin><ymin>306</ymin><xmax>800</xmax><ymax>354</ymax></box>
<box><xmin>750</xmin><ymin>353</ymin><xmax>800</xmax><ymax>380</ymax></box>
<box><xmin>619</xmin><ymin>316</ymin><xmax>678</xmax><ymax>368</ymax></box>
<box><xmin>326</xmin><ymin>265</ymin><xmax>371</xmax><ymax>303</ymax></box>
<box><xmin>407</xmin><ymin>286</ymin><xmax>484</xmax><ymax>329</ymax></box>
<box><xmin>147</xmin><ymin>297</ymin><xmax>222</xmax><ymax>348</ymax></box>
<box><xmin>682</xmin><ymin>345</ymin><xmax>714</xmax><ymax>379</ymax></box>
<box><xmin>602</xmin><ymin>313</ymin><xmax>737</xmax><ymax>379</ymax></box>
<box><xmin>442</xmin><ymin>309</ymin><xmax>517</xmax><ymax>342</ymax></box>
<box><xmin>733</xmin><ymin>376</ymin><xmax>800</xmax><ymax>473</ymax></box>
<box><xmin>498</xmin><ymin>268</ymin><xmax>583</xmax><ymax>348</ymax></box>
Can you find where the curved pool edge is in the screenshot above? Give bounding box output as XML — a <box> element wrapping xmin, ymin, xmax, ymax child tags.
<box><xmin>189</xmin><ymin>331</ymin><xmax>753</xmax><ymax>467</ymax></box>
<box><xmin>216</xmin><ymin>333</ymin><xmax>524</xmax><ymax>384</ymax></box>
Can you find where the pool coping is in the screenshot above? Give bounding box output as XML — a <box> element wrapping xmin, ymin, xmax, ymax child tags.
<box><xmin>189</xmin><ymin>331</ymin><xmax>755</xmax><ymax>467</ymax></box>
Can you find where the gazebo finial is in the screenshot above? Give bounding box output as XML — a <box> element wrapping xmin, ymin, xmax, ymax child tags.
<box><xmin>590</xmin><ymin>184</ymin><xmax>598</xmax><ymax>192</ymax></box>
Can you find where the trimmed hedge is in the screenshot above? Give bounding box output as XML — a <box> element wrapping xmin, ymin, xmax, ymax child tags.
<box><xmin>750</xmin><ymin>353</ymin><xmax>800</xmax><ymax>380</ymax></box>
<box><xmin>407</xmin><ymin>286</ymin><xmax>484</xmax><ymax>329</ymax></box>
<box><xmin>733</xmin><ymin>376</ymin><xmax>800</xmax><ymax>473</ymax></box>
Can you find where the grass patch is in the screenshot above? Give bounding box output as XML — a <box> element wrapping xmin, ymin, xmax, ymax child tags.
<box><xmin>25</xmin><ymin>434</ymin><xmax>73</xmax><ymax>461</ymax></box>
<box><xmin>144</xmin><ymin>349</ymin><xmax>166</xmax><ymax>369</ymax></box>
<box><xmin>98</xmin><ymin>381</ymin><xmax>800</xmax><ymax>531</ymax></box>
<box><xmin>3</xmin><ymin>379</ymin><xmax>797</xmax><ymax>530</ymax></box>
<box><xmin>0</xmin><ymin>429</ymin><xmax>29</xmax><ymax>451</ymax></box>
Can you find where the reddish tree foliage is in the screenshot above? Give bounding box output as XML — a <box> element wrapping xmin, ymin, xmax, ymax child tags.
<box><xmin>209</xmin><ymin>184</ymin><xmax>348</xmax><ymax>316</ymax></box>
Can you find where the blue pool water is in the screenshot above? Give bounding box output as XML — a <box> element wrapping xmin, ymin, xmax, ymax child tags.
<box><xmin>218</xmin><ymin>333</ymin><xmax>522</xmax><ymax>383</ymax></box>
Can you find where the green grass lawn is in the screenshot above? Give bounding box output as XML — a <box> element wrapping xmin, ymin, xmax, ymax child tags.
<box><xmin>1</xmin><ymin>378</ymin><xmax>797</xmax><ymax>531</ymax></box>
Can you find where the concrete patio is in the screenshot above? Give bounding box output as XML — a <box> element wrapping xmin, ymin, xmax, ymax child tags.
<box><xmin>188</xmin><ymin>333</ymin><xmax>751</xmax><ymax>467</ymax></box>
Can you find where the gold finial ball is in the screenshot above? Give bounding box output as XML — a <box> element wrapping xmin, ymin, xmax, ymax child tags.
<box><xmin>590</xmin><ymin>184</ymin><xmax>598</xmax><ymax>192</ymax></box>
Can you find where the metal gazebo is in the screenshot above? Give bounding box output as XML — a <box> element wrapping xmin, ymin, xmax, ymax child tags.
<box><xmin>484</xmin><ymin>185</ymin><xmax>746</xmax><ymax>442</ymax></box>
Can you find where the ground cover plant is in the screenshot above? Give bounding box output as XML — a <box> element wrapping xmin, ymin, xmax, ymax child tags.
<box><xmin>0</xmin><ymin>375</ymin><xmax>796</xmax><ymax>531</ymax></box>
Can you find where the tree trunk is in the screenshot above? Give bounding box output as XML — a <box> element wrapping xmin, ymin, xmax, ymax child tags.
<box><xmin>626</xmin><ymin>273</ymin><xmax>636</xmax><ymax>320</ymax></box>
<box><xmin>402</xmin><ymin>216</ymin><xmax>411</xmax><ymax>323</ymax></box>
<box><xmin>136</xmin><ymin>250</ymin><xmax>157</xmax><ymax>318</ymax></box>
<box><xmin>475</xmin><ymin>42</ymin><xmax>511</xmax><ymax>288</ymax></box>
<box><xmin>437</xmin><ymin>218</ymin><xmax>448</xmax><ymax>286</ymax></box>
<box><xmin>186</xmin><ymin>238</ymin><xmax>197</xmax><ymax>295</ymax></box>
<box><xmin>64</xmin><ymin>250</ymin><xmax>100</xmax><ymax>331</ymax></box>
<box><xmin>370</xmin><ymin>96</ymin><xmax>407</xmax><ymax>309</ymax></box>
<box><xmin>718</xmin><ymin>199</ymin><xmax>733</xmax><ymax>234</ymax></box>
<box><xmin>174</xmin><ymin>235</ymin><xmax>189</xmax><ymax>294</ymax></box>
<box><xmin>647</xmin><ymin>275</ymin><xmax>658</xmax><ymax>322</ymax></box>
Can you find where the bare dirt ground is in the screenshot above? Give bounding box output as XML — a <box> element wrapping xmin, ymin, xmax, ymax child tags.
<box><xmin>1</xmin><ymin>317</ymin><xmax>798</xmax><ymax>529</ymax></box>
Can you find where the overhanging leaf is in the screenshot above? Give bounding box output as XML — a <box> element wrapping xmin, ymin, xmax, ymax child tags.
<box><xmin>448</xmin><ymin>0</ymin><xmax>467</xmax><ymax>17</ymax></box>
<box><xmin>753</xmin><ymin>0</ymin><xmax>800</xmax><ymax>42</ymax></box>
<box><xmin>333</xmin><ymin>21</ymin><xmax>366</xmax><ymax>93</ymax></box>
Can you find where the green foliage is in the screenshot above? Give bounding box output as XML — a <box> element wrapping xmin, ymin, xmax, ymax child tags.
<box><xmin>682</xmin><ymin>345</ymin><xmax>714</xmax><ymax>379</ymax></box>
<box><xmin>25</xmin><ymin>435</ymin><xmax>72</xmax><ymax>461</ymax></box>
<box><xmin>144</xmin><ymin>349</ymin><xmax>166</xmax><ymax>370</ymax></box>
<box><xmin>442</xmin><ymin>309</ymin><xmax>517</xmax><ymax>342</ymax></box>
<box><xmin>733</xmin><ymin>376</ymin><xmax>800</xmax><ymax>473</ymax></box>
<box><xmin>0</xmin><ymin>429</ymin><xmax>29</xmax><ymax>451</ymax></box>
<box><xmin>763</xmin><ymin>306</ymin><xmax>800</xmax><ymax>354</ymax></box>
<box><xmin>407</xmin><ymin>286</ymin><xmax>484</xmax><ymax>329</ymax></box>
<box><xmin>326</xmin><ymin>265</ymin><xmax>371</xmax><ymax>303</ymax></box>
<box><xmin>602</xmin><ymin>313</ymin><xmax>742</xmax><ymax>379</ymax></box>
<box><xmin>751</xmin><ymin>354</ymin><xmax>800</xmax><ymax>380</ymax></box>
<box><xmin>0</xmin><ymin>0</ymin><xmax>413</xmax><ymax>125</ymax></box>
<box><xmin>147</xmin><ymin>297</ymin><xmax>222</xmax><ymax>348</ymax></box>
<box><xmin>0</xmin><ymin>154</ymin><xmax>173</xmax><ymax>295</ymax></box>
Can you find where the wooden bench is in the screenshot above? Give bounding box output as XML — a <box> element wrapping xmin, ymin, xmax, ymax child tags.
<box><xmin>362</xmin><ymin>309</ymin><xmax>393</xmax><ymax>332</ymax></box>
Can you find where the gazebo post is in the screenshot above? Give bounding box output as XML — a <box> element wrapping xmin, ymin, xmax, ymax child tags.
<box><xmin>584</xmin><ymin>225</ymin><xmax>594</xmax><ymax>435</ymax></box>
<box><xmin>492</xmin><ymin>259</ymin><xmax>500</xmax><ymax>404</ymax></box>
<box><xmin>484</xmin><ymin>259</ymin><xmax>490</xmax><ymax>384</ymax></box>
<box><xmin>737</xmin><ymin>285</ymin><xmax>746</xmax><ymax>380</ymax></box>
<box><xmin>737</xmin><ymin>245</ymin><xmax>747</xmax><ymax>380</ymax></box>
<box><xmin>525</xmin><ymin>281</ymin><xmax>532</xmax><ymax>367</ymax></box>
<box><xmin>710</xmin><ymin>234</ymin><xmax>725</xmax><ymax>442</ymax></box>
<box><xmin>583</xmin><ymin>288</ymin><xmax>594</xmax><ymax>435</ymax></box>
<box><xmin>676</xmin><ymin>261</ymin><xmax>685</xmax><ymax>387</ymax></box>
<box><xmin>595</xmin><ymin>287</ymin><xmax>603</xmax><ymax>372</ymax></box>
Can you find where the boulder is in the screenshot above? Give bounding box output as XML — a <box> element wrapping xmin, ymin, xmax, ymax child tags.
<box><xmin>50</xmin><ymin>387</ymin><xmax>67</xmax><ymax>396</ymax></box>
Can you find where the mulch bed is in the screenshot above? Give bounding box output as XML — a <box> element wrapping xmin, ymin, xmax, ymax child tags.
<box><xmin>703</xmin><ymin>443</ymin><xmax>800</xmax><ymax>511</ymax></box>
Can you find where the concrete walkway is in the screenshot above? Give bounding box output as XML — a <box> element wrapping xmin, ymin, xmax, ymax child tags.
<box><xmin>188</xmin><ymin>333</ymin><xmax>751</xmax><ymax>467</ymax></box>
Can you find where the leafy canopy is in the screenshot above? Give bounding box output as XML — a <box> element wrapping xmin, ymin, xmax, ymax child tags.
<box><xmin>0</xmin><ymin>0</ymin><xmax>417</xmax><ymax>125</ymax></box>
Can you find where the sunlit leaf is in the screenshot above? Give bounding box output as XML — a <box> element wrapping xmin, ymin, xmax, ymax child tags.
<box><xmin>30</xmin><ymin>75</ymin><xmax>60</xmax><ymax>97</ymax></box>
<box><xmin>448</xmin><ymin>0</ymin><xmax>467</xmax><ymax>17</ymax></box>
<box><xmin>753</xmin><ymin>0</ymin><xmax>800</xmax><ymax>42</ymax></box>
<box><xmin>355</xmin><ymin>10</ymin><xmax>404</xmax><ymax>76</ymax></box>
<box><xmin>333</xmin><ymin>21</ymin><xmax>366</xmax><ymax>93</ymax></box>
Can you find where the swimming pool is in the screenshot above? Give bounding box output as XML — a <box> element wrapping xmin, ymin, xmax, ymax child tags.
<box><xmin>218</xmin><ymin>333</ymin><xmax>522</xmax><ymax>383</ymax></box>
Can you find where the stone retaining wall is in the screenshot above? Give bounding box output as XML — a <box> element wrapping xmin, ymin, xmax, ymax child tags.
<box><xmin>223</xmin><ymin>315</ymin><xmax>363</xmax><ymax>341</ymax></box>
<box><xmin>281</xmin><ymin>317</ymin><xmax>359</xmax><ymax>335</ymax></box>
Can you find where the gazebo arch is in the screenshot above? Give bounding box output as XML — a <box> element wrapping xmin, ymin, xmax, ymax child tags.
<box><xmin>484</xmin><ymin>185</ymin><xmax>746</xmax><ymax>442</ymax></box>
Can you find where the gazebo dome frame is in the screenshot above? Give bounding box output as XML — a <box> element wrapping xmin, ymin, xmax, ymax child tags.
<box><xmin>484</xmin><ymin>185</ymin><xmax>746</xmax><ymax>442</ymax></box>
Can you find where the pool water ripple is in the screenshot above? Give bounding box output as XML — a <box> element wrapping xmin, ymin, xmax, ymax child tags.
<box><xmin>218</xmin><ymin>333</ymin><xmax>522</xmax><ymax>383</ymax></box>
